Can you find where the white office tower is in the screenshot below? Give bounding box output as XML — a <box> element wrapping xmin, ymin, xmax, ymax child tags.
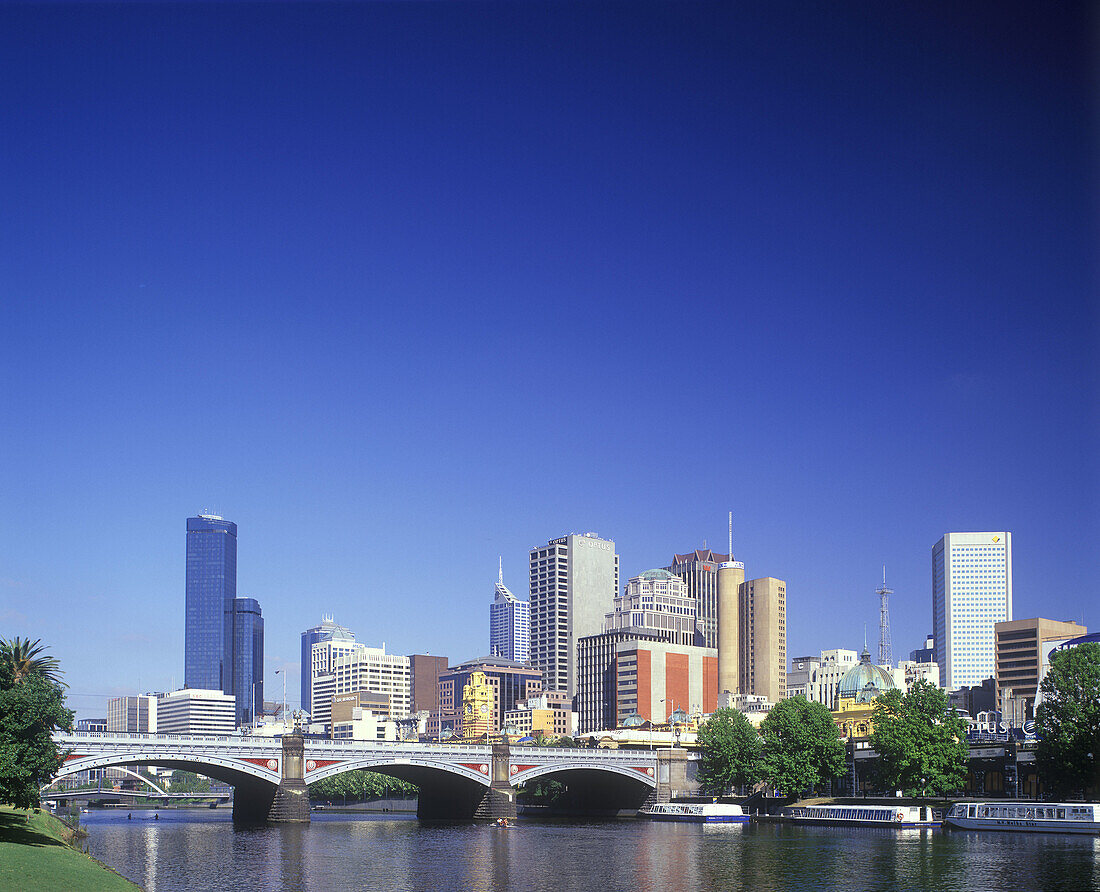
<box><xmin>490</xmin><ymin>559</ymin><xmax>530</xmax><ymax>662</ymax></box>
<box><xmin>310</xmin><ymin>640</ymin><xmax>412</xmax><ymax>729</ymax></box>
<box><xmin>933</xmin><ymin>532</ymin><xmax>1013</xmax><ymax>690</ymax></box>
<box><xmin>530</xmin><ymin>532</ymin><xmax>619</xmax><ymax>699</ymax></box>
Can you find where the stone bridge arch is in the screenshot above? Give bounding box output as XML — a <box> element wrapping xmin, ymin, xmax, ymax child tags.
<box><xmin>510</xmin><ymin>762</ymin><xmax>656</xmax><ymax>815</ymax></box>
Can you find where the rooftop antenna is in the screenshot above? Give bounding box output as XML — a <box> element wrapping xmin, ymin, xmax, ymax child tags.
<box><xmin>877</xmin><ymin>565</ymin><xmax>893</xmax><ymax>667</ymax></box>
<box><xmin>498</xmin><ymin>556</ymin><xmax>503</xmax><ymax>585</ymax></box>
<box><xmin>728</xmin><ymin>511</ymin><xmax>733</xmax><ymax>560</ymax></box>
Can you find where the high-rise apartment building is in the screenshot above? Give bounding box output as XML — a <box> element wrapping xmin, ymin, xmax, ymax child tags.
<box><xmin>185</xmin><ymin>515</ymin><xmax>237</xmax><ymax>691</ymax></box>
<box><xmin>932</xmin><ymin>532</ymin><xmax>1013</xmax><ymax>690</ymax></box>
<box><xmin>300</xmin><ymin>615</ymin><xmax>356</xmax><ymax>715</ymax></box>
<box><xmin>490</xmin><ymin>561</ymin><xmax>530</xmax><ymax>662</ymax></box>
<box><xmin>529</xmin><ymin>533</ymin><xmax>619</xmax><ymax>699</ymax></box>
<box><xmin>740</xmin><ymin>577</ymin><xmax>787</xmax><ymax>703</ymax></box>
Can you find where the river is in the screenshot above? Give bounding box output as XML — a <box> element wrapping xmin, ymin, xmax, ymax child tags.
<box><xmin>81</xmin><ymin>808</ymin><xmax>1100</xmax><ymax>891</ymax></box>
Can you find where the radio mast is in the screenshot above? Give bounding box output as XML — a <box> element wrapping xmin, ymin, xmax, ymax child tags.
<box><xmin>877</xmin><ymin>566</ymin><xmax>893</xmax><ymax>667</ymax></box>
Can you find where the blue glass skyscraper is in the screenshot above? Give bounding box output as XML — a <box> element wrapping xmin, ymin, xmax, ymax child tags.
<box><xmin>185</xmin><ymin>515</ymin><xmax>237</xmax><ymax>692</ymax></box>
<box><xmin>185</xmin><ymin>514</ymin><xmax>264</xmax><ymax>726</ymax></box>
<box><xmin>232</xmin><ymin>597</ymin><xmax>264</xmax><ymax>726</ymax></box>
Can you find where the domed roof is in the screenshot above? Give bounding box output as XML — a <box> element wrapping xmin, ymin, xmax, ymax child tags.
<box><xmin>621</xmin><ymin>712</ymin><xmax>647</xmax><ymax>728</ymax></box>
<box><xmin>638</xmin><ymin>569</ymin><xmax>676</xmax><ymax>581</ymax></box>
<box><xmin>838</xmin><ymin>648</ymin><xmax>897</xmax><ymax>702</ymax></box>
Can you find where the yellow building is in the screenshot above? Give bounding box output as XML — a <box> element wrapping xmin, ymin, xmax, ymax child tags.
<box><xmin>831</xmin><ymin>647</ymin><xmax>898</xmax><ymax>738</ymax></box>
<box><xmin>461</xmin><ymin>671</ymin><xmax>492</xmax><ymax>740</ymax></box>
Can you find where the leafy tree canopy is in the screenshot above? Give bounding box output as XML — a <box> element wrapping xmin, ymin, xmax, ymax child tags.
<box><xmin>871</xmin><ymin>680</ymin><xmax>968</xmax><ymax>796</ymax></box>
<box><xmin>308</xmin><ymin>769</ymin><xmax>417</xmax><ymax>802</ymax></box>
<box><xmin>759</xmin><ymin>696</ymin><xmax>845</xmax><ymax>796</ymax></box>
<box><xmin>1035</xmin><ymin>642</ymin><xmax>1100</xmax><ymax>799</ymax></box>
<box><xmin>0</xmin><ymin>670</ymin><xmax>74</xmax><ymax>808</ymax></box>
<box><xmin>696</xmin><ymin>708</ymin><xmax>762</xmax><ymax>795</ymax></box>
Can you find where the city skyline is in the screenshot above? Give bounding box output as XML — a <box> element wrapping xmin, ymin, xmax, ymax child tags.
<box><xmin>1</xmin><ymin>2</ymin><xmax>1094</xmax><ymax>722</ymax></box>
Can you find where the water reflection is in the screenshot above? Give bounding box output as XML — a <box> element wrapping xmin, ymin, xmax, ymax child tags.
<box><xmin>82</xmin><ymin>809</ymin><xmax>1100</xmax><ymax>892</ymax></box>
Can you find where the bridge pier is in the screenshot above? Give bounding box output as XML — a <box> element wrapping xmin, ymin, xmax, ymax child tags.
<box><xmin>644</xmin><ymin>747</ymin><xmax>699</xmax><ymax>807</ymax></box>
<box><xmin>472</xmin><ymin>743</ymin><xmax>516</xmax><ymax>822</ymax></box>
<box><xmin>268</xmin><ymin>733</ymin><xmax>310</xmax><ymax>823</ymax></box>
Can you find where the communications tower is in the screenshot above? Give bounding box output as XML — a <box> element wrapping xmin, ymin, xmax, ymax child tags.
<box><xmin>877</xmin><ymin>566</ymin><xmax>892</xmax><ymax>667</ymax></box>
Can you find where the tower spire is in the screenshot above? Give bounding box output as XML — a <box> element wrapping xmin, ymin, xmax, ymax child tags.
<box><xmin>498</xmin><ymin>556</ymin><xmax>503</xmax><ymax>585</ymax></box>
<box><xmin>728</xmin><ymin>511</ymin><xmax>733</xmax><ymax>560</ymax></box>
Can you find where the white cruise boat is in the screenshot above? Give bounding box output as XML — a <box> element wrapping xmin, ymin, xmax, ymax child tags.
<box><xmin>945</xmin><ymin>802</ymin><xmax>1100</xmax><ymax>834</ymax></box>
<box><xmin>780</xmin><ymin>804</ymin><xmax>939</xmax><ymax>828</ymax></box>
<box><xmin>639</xmin><ymin>802</ymin><xmax>749</xmax><ymax>823</ymax></box>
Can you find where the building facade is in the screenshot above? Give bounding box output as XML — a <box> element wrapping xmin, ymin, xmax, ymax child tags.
<box><xmin>932</xmin><ymin>532</ymin><xmax>1013</xmax><ymax>690</ymax></box>
<box><xmin>436</xmin><ymin>656</ymin><xmax>543</xmax><ymax>737</ymax></box>
<box><xmin>994</xmin><ymin>617</ymin><xmax>1086</xmax><ymax>717</ymax></box>
<box><xmin>409</xmin><ymin>653</ymin><xmax>449</xmax><ymax>715</ymax></box>
<box><xmin>309</xmin><ymin>641</ymin><xmax>412</xmax><ymax>730</ymax></box>
<box><xmin>184</xmin><ymin>514</ymin><xmax>237</xmax><ymax>692</ymax></box>
<box><xmin>490</xmin><ymin>561</ymin><xmax>530</xmax><ymax>662</ymax></box>
<box><xmin>804</xmin><ymin>649</ymin><xmax>858</xmax><ymax>709</ymax></box>
<box><xmin>614</xmin><ymin>639</ymin><xmax>718</xmax><ymax>727</ymax></box>
<box><xmin>529</xmin><ymin>532</ymin><xmax>619</xmax><ymax>699</ymax></box>
<box><xmin>231</xmin><ymin>597</ymin><xmax>264</xmax><ymax>726</ymax></box>
<box><xmin>300</xmin><ymin>615</ymin><xmax>355</xmax><ymax>716</ymax></box>
<box><xmin>156</xmin><ymin>688</ymin><xmax>235</xmax><ymax>735</ymax></box>
<box><xmin>740</xmin><ymin>576</ymin><xmax>787</xmax><ymax>702</ymax></box>
<box><xmin>665</xmin><ymin>548</ymin><xmax>731</xmax><ymax>649</ymax></box>
<box><xmin>106</xmin><ymin>695</ymin><xmax>156</xmax><ymax>733</ymax></box>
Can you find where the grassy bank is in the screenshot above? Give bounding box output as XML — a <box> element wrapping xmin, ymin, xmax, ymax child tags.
<box><xmin>0</xmin><ymin>806</ymin><xmax>140</xmax><ymax>891</ymax></box>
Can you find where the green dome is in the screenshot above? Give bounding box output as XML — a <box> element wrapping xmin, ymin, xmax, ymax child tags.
<box><xmin>838</xmin><ymin>648</ymin><xmax>897</xmax><ymax>702</ymax></box>
<box><xmin>621</xmin><ymin>712</ymin><xmax>646</xmax><ymax>728</ymax></box>
<box><xmin>638</xmin><ymin>569</ymin><xmax>676</xmax><ymax>581</ymax></box>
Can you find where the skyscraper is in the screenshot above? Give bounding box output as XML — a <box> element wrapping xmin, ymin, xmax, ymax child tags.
<box><xmin>232</xmin><ymin>597</ymin><xmax>264</xmax><ymax>726</ymax></box>
<box><xmin>665</xmin><ymin>548</ymin><xmax>729</xmax><ymax>648</ymax></box>
<box><xmin>932</xmin><ymin>531</ymin><xmax>1013</xmax><ymax>690</ymax></box>
<box><xmin>490</xmin><ymin>559</ymin><xmax>530</xmax><ymax>662</ymax></box>
<box><xmin>529</xmin><ymin>533</ymin><xmax>619</xmax><ymax>699</ymax></box>
<box><xmin>185</xmin><ymin>515</ymin><xmax>237</xmax><ymax>692</ymax></box>
<box><xmin>300</xmin><ymin>615</ymin><xmax>356</xmax><ymax>715</ymax></box>
<box><xmin>185</xmin><ymin>514</ymin><xmax>264</xmax><ymax>727</ymax></box>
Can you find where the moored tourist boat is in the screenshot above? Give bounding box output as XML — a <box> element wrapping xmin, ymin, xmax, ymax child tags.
<box><xmin>639</xmin><ymin>802</ymin><xmax>749</xmax><ymax>823</ymax></box>
<box><xmin>944</xmin><ymin>802</ymin><xmax>1100</xmax><ymax>834</ymax></box>
<box><xmin>779</xmin><ymin>804</ymin><xmax>939</xmax><ymax>828</ymax></box>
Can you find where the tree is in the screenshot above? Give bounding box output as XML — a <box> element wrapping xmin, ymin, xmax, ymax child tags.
<box><xmin>1035</xmin><ymin>642</ymin><xmax>1100</xmax><ymax>798</ymax></box>
<box><xmin>696</xmin><ymin>708</ymin><xmax>763</xmax><ymax>795</ymax></box>
<box><xmin>871</xmin><ymin>680</ymin><xmax>968</xmax><ymax>796</ymax></box>
<box><xmin>0</xmin><ymin>637</ymin><xmax>65</xmax><ymax>689</ymax></box>
<box><xmin>759</xmin><ymin>696</ymin><xmax>845</xmax><ymax>796</ymax></box>
<box><xmin>308</xmin><ymin>769</ymin><xmax>417</xmax><ymax>802</ymax></box>
<box><xmin>169</xmin><ymin>770</ymin><xmax>212</xmax><ymax>794</ymax></box>
<box><xmin>0</xmin><ymin>672</ymin><xmax>74</xmax><ymax>808</ymax></box>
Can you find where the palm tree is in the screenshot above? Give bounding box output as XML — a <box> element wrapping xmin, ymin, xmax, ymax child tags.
<box><xmin>0</xmin><ymin>636</ymin><xmax>66</xmax><ymax>687</ymax></box>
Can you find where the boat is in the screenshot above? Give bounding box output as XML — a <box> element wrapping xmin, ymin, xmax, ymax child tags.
<box><xmin>779</xmin><ymin>804</ymin><xmax>939</xmax><ymax>828</ymax></box>
<box><xmin>944</xmin><ymin>801</ymin><xmax>1100</xmax><ymax>834</ymax></box>
<box><xmin>639</xmin><ymin>802</ymin><xmax>749</xmax><ymax>823</ymax></box>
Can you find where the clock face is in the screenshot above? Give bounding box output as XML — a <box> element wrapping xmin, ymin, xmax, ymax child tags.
<box><xmin>480</xmin><ymin>705</ymin><xmax>488</xmax><ymax>714</ymax></box>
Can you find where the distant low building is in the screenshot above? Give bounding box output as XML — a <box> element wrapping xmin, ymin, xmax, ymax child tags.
<box><xmin>107</xmin><ymin>695</ymin><xmax>156</xmax><ymax>733</ymax></box>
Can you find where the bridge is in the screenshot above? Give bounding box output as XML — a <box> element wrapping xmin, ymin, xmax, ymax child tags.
<box><xmin>52</xmin><ymin>732</ymin><xmax>699</xmax><ymax>823</ymax></box>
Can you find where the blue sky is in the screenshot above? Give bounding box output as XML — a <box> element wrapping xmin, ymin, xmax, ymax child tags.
<box><xmin>1</xmin><ymin>2</ymin><xmax>1095</xmax><ymax>720</ymax></box>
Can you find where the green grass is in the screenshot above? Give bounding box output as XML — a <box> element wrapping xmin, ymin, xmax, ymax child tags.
<box><xmin>0</xmin><ymin>806</ymin><xmax>140</xmax><ymax>891</ymax></box>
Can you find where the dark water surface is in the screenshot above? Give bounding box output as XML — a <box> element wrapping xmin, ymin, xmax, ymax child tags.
<box><xmin>82</xmin><ymin>808</ymin><xmax>1100</xmax><ymax>892</ymax></box>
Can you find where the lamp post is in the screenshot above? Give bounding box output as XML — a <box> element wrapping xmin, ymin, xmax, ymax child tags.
<box><xmin>274</xmin><ymin>668</ymin><xmax>288</xmax><ymax>728</ymax></box>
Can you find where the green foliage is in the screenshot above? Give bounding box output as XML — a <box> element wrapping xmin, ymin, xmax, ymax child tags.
<box><xmin>168</xmin><ymin>771</ymin><xmax>212</xmax><ymax>795</ymax></box>
<box><xmin>0</xmin><ymin>639</ymin><xmax>73</xmax><ymax>809</ymax></box>
<box><xmin>871</xmin><ymin>680</ymin><xmax>968</xmax><ymax>796</ymax></box>
<box><xmin>554</xmin><ymin>736</ymin><xmax>577</xmax><ymax>748</ymax></box>
<box><xmin>759</xmin><ymin>696</ymin><xmax>845</xmax><ymax>796</ymax></box>
<box><xmin>0</xmin><ymin>637</ymin><xmax>65</xmax><ymax>689</ymax></box>
<box><xmin>1035</xmin><ymin>642</ymin><xmax>1100</xmax><ymax>798</ymax></box>
<box><xmin>308</xmin><ymin>769</ymin><xmax>417</xmax><ymax>802</ymax></box>
<box><xmin>521</xmin><ymin>778</ymin><xmax>566</xmax><ymax>805</ymax></box>
<box><xmin>696</xmin><ymin>708</ymin><xmax>763</xmax><ymax>795</ymax></box>
<box><xmin>0</xmin><ymin>676</ymin><xmax>74</xmax><ymax>808</ymax></box>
